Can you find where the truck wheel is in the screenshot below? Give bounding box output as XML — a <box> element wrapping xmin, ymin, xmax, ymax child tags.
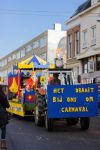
<box><xmin>34</xmin><ymin>94</ymin><xmax>45</xmax><ymax>126</ymax></box>
<box><xmin>66</xmin><ymin>118</ymin><xmax>79</xmax><ymax>126</ymax></box>
<box><xmin>80</xmin><ymin>117</ymin><xmax>90</xmax><ymax>130</ymax></box>
<box><xmin>45</xmin><ymin>112</ymin><xmax>53</xmax><ymax>132</ymax></box>
<box><xmin>34</xmin><ymin>106</ymin><xmax>41</xmax><ymax>126</ymax></box>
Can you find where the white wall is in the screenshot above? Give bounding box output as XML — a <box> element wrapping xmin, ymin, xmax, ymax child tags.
<box><xmin>66</xmin><ymin>18</ymin><xmax>81</xmax><ymax>29</ymax></box>
<box><xmin>80</xmin><ymin>6</ymin><xmax>100</xmax><ymax>54</ymax></box>
<box><xmin>47</xmin><ymin>30</ymin><xmax>66</xmax><ymax>64</ymax></box>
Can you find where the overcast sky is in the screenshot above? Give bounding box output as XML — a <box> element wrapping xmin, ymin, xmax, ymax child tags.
<box><xmin>0</xmin><ymin>0</ymin><xmax>86</xmax><ymax>58</ymax></box>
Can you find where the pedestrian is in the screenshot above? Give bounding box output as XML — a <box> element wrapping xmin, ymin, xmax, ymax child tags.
<box><xmin>49</xmin><ymin>73</ymin><xmax>61</xmax><ymax>85</ymax></box>
<box><xmin>0</xmin><ymin>85</ymin><xmax>10</xmax><ymax>149</ymax></box>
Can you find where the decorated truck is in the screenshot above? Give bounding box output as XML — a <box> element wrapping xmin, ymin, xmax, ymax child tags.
<box><xmin>7</xmin><ymin>63</ymin><xmax>35</xmax><ymax>116</ymax></box>
<box><xmin>34</xmin><ymin>59</ymin><xmax>98</xmax><ymax>131</ymax></box>
<box><xmin>7</xmin><ymin>55</ymin><xmax>52</xmax><ymax>117</ymax></box>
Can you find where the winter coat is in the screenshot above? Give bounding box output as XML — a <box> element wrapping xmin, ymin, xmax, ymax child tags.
<box><xmin>0</xmin><ymin>91</ymin><xmax>10</xmax><ymax>127</ymax></box>
<box><xmin>49</xmin><ymin>78</ymin><xmax>61</xmax><ymax>85</ymax></box>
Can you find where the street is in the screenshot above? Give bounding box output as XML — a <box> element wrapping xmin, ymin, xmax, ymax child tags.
<box><xmin>3</xmin><ymin>114</ymin><xmax>100</xmax><ymax>150</ymax></box>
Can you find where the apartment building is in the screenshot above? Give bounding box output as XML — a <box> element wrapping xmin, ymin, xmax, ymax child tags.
<box><xmin>65</xmin><ymin>0</ymin><xmax>100</xmax><ymax>83</ymax></box>
<box><xmin>0</xmin><ymin>23</ymin><xmax>66</xmax><ymax>84</ymax></box>
<box><xmin>66</xmin><ymin>25</ymin><xmax>80</xmax><ymax>82</ymax></box>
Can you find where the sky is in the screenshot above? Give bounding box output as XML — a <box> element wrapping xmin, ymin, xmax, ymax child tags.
<box><xmin>0</xmin><ymin>0</ymin><xmax>86</xmax><ymax>58</ymax></box>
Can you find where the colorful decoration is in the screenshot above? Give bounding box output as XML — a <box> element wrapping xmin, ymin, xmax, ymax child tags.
<box><xmin>18</xmin><ymin>54</ymin><xmax>55</xmax><ymax>69</ymax></box>
<box><xmin>26</xmin><ymin>95</ymin><xmax>35</xmax><ymax>102</ymax></box>
<box><xmin>9</xmin><ymin>77</ymin><xmax>18</xmax><ymax>93</ymax></box>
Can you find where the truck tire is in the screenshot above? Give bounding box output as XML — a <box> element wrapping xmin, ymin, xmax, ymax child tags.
<box><xmin>80</xmin><ymin>117</ymin><xmax>90</xmax><ymax>130</ymax></box>
<box><xmin>34</xmin><ymin>94</ymin><xmax>45</xmax><ymax>126</ymax></box>
<box><xmin>66</xmin><ymin>118</ymin><xmax>79</xmax><ymax>126</ymax></box>
<box><xmin>34</xmin><ymin>106</ymin><xmax>42</xmax><ymax>126</ymax></box>
<box><xmin>45</xmin><ymin>112</ymin><xmax>53</xmax><ymax>132</ymax></box>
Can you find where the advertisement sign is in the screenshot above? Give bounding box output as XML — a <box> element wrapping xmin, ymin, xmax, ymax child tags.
<box><xmin>47</xmin><ymin>84</ymin><xmax>98</xmax><ymax>118</ymax></box>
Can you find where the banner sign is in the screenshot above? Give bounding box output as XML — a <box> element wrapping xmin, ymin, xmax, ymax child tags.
<box><xmin>47</xmin><ymin>84</ymin><xmax>98</xmax><ymax>118</ymax></box>
<box><xmin>7</xmin><ymin>102</ymin><xmax>24</xmax><ymax>117</ymax></box>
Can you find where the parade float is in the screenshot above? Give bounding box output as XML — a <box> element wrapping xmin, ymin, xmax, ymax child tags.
<box><xmin>7</xmin><ymin>55</ymin><xmax>54</xmax><ymax>117</ymax></box>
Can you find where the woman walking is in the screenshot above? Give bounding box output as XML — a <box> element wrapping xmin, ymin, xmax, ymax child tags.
<box><xmin>0</xmin><ymin>85</ymin><xmax>10</xmax><ymax>149</ymax></box>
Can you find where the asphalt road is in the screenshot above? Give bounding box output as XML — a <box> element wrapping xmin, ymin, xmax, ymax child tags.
<box><xmin>3</xmin><ymin>115</ymin><xmax>100</xmax><ymax>150</ymax></box>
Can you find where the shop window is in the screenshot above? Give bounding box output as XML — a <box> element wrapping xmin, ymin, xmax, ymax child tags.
<box><xmin>83</xmin><ymin>59</ymin><xmax>88</xmax><ymax>73</ymax></box>
<box><xmin>88</xmin><ymin>61</ymin><xmax>94</xmax><ymax>72</ymax></box>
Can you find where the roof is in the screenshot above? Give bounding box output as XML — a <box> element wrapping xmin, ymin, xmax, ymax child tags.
<box><xmin>70</xmin><ymin>0</ymin><xmax>91</xmax><ymax>18</ymax></box>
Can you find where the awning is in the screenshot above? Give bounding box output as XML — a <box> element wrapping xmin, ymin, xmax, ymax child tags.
<box><xmin>18</xmin><ymin>55</ymin><xmax>55</xmax><ymax>69</ymax></box>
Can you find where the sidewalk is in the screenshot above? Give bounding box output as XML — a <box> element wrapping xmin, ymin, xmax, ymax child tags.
<box><xmin>7</xmin><ymin>138</ymin><xmax>13</xmax><ymax>150</ymax></box>
<box><xmin>6</xmin><ymin>133</ymin><xmax>15</xmax><ymax>150</ymax></box>
<box><xmin>0</xmin><ymin>139</ymin><xmax>13</xmax><ymax>150</ymax></box>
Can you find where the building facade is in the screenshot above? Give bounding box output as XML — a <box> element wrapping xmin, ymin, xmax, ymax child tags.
<box><xmin>77</xmin><ymin>1</ymin><xmax>100</xmax><ymax>83</ymax></box>
<box><xmin>66</xmin><ymin>25</ymin><xmax>80</xmax><ymax>83</ymax></box>
<box><xmin>0</xmin><ymin>23</ymin><xmax>66</xmax><ymax>84</ymax></box>
<box><xmin>65</xmin><ymin>0</ymin><xmax>100</xmax><ymax>83</ymax></box>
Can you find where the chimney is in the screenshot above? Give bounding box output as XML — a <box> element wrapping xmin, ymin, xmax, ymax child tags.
<box><xmin>53</xmin><ymin>23</ymin><xmax>61</xmax><ymax>31</ymax></box>
<box><xmin>91</xmin><ymin>0</ymin><xmax>99</xmax><ymax>6</ymax></box>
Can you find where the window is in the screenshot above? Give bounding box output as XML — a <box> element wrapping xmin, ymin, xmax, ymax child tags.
<box><xmin>40</xmin><ymin>53</ymin><xmax>47</xmax><ymax>61</ymax></box>
<box><xmin>16</xmin><ymin>51</ymin><xmax>20</xmax><ymax>59</ymax></box>
<box><xmin>83</xmin><ymin>58</ymin><xmax>95</xmax><ymax>73</ymax></box>
<box><xmin>82</xmin><ymin>30</ymin><xmax>87</xmax><ymax>48</ymax></box>
<box><xmin>8</xmin><ymin>68</ymin><xmax>12</xmax><ymax>74</ymax></box>
<box><xmin>68</xmin><ymin>34</ymin><xmax>72</xmax><ymax>58</ymax></box>
<box><xmin>20</xmin><ymin>49</ymin><xmax>25</xmax><ymax>58</ymax></box>
<box><xmin>26</xmin><ymin>45</ymin><xmax>32</xmax><ymax>52</ymax></box>
<box><xmin>33</xmin><ymin>41</ymin><xmax>39</xmax><ymax>49</ymax></box>
<box><xmin>40</xmin><ymin>36</ymin><xmax>47</xmax><ymax>48</ymax></box>
<box><xmin>0</xmin><ymin>62</ymin><xmax>2</xmax><ymax>67</ymax></box>
<box><xmin>2</xmin><ymin>70</ymin><xmax>7</xmax><ymax>77</ymax></box>
<box><xmin>0</xmin><ymin>71</ymin><xmax>3</xmax><ymax>77</ymax></box>
<box><xmin>12</xmin><ymin>54</ymin><xmax>16</xmax><ymax>60</ymax></box>
<box><xmin>75</xmin><ymin>31</ymin><xmax>80</xmax><ymax>55</ymax></box>
<box><xmin>91</xmin><ymin>0</ymin><xmax>98</xmax><ymax>5</ymax></box>
<box><xmin>96</xmin><ymin>55</ymin><xmax>100</xmax><ymax>71</ymax></box>
<box><xmin>84</xmin><ymin>63</ymin><xmax>88</xmax><ymax>73</ymax></box>
<box><xmin>91</xmin><ymin>26</ymin><xmax>96</xmax><ymax>46</ymax></box>
<box><xmin>88</xmin><ymin>61</ymin><xmax>94</xmax><ymax>72</ymax></box>
<box><xmin>8</xmin><ymin>56</ymin><xmax>12</xmax><ymax>62</ymax></box>
<box><xmin>83</xmin><ymin>59</ymin><xmax>88</xmax><ymax>73</ymax></box>
<box><xmin>1</xmin><ymin>59</ymin><xmax>7</xmax><ymax>67</ymax></box>
<box><xmin>73</xmin><ymin>66</ymin><xmax>79</xmax><ymax>83</ymax></box>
